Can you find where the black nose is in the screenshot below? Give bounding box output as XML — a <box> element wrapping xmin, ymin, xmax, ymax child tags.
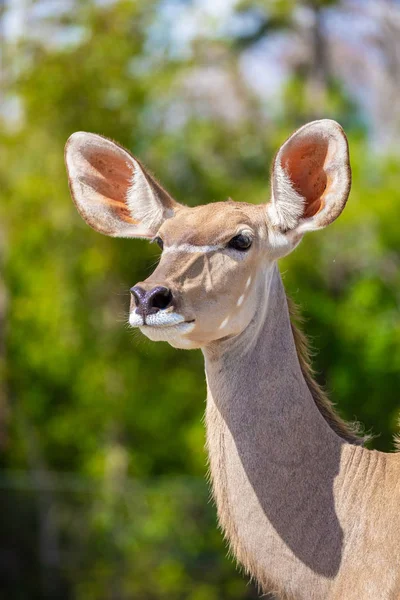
<box><xmin>130</xmin><ymin>285</ymin><xmax>173</xmax><ymax>316</ymax></box>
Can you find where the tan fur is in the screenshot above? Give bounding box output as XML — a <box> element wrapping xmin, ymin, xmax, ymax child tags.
<box><xmin>65</xmin><ymin>120</ymin><xmax>400</xmax><ymax>599</ymax></box>
<box><xmin>204</xmin><ymin>268</ymin><xmax>400</xmax><ymax>599</ymax></box>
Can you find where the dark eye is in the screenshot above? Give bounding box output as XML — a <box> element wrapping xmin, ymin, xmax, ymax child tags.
<box><xmin>154</xmin><ymin>236</ymin><xmax>164</xmax><ymax>250</ymax></box>
<box><xmin>228</xmin><ymin>233</ymin><xmax>252</xmax><ymax>251</ymax></box>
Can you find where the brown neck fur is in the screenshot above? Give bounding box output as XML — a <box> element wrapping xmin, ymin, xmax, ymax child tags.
<box><xmin>286</xmin><ymin>296</ymin><xmax>367</xmax><ymax>446</ymax></box>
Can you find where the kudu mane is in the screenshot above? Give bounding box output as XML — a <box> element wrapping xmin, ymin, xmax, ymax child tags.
<box><xmin>287</xmin><ymin>296</ymin><xmax>368</xmax><ymax>446</ymax></box>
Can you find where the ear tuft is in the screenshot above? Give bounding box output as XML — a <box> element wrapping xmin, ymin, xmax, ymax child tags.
<box><xmin>267</xmin><ymin>119</ymin><xmax>351</xmax><ymax>234</ymax></box>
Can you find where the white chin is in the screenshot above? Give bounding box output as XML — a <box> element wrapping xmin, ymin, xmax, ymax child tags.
<box><xmin>139</xmin><ymin>322</ymin><xmax>196</xmax><ymax>347</ymax></box>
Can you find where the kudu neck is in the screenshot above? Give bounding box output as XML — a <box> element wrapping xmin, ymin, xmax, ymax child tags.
<box><xmin>202</xmin><ymin>263</ymin><xmax>349</xmax><ymax>595</ymax></box>
<box><xmin>204</xmin><ymin>262</ymin><xmax>343</xmax><ymax>447</ymax></box>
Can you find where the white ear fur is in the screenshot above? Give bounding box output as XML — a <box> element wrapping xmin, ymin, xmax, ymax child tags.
<box><xmin>65</xmin><ymin>132</ymin><xmax>181</xmax><ymax>238</ymax></box>
<box><xmin>267</xmin><ymin>119</ymin><xmax>351</xmax><ymax>235</ymax></box>
<box><xmin>126</xmin><ymin>160</ymin><xmax>171</xmax><ymax>234</ymax></box>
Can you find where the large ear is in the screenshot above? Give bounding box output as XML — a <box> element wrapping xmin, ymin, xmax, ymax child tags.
<box><xmin>267</xmin><ymin>119</ymin><xmax>351</xmax><ymax>235</ymax></box>
<box><xmin>65</xmin><ymin>132</ymin><xmax>182</xmax><ymax>238</ymax></box>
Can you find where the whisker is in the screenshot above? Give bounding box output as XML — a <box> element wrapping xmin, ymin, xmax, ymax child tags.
<box><xmin>115</xmin><ymin>307</ymin><xmax>131</xmax><ymax>323</ymax></box>
<box><xmin>145</xmin><ymin>256</ymin><xmax>161</xmax><ymax>273</ymax></box>
<box><xmin>112</xmin><ymin>283</ymin><xmax>132</xmax><ymax>297</ymax></box>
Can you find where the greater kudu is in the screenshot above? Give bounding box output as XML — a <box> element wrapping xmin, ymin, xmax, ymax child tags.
<box><xmin>65</xmin><ymin>120</ymin><xmax>400</xmax><ymax>599</ymax></box>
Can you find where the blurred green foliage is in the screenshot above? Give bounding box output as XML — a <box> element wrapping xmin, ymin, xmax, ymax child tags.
<box><xmin>1</xmin><ymin>0</ymin><xmax>400</xmax><ymax>598</ymax></box>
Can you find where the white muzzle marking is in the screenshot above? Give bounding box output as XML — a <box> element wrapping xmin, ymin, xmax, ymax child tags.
<box><xmin>129</xmin><ymin>310</ymin><xmax>190</xmax><ymax>329</ymax></box>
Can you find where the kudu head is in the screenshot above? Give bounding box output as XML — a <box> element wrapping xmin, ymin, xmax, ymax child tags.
<box><xmin>65</xmin><ymin>120</ymin><xmax>350</xmax><ymax>349</ymax></box>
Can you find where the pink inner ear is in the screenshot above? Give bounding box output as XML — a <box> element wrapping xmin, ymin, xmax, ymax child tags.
<box><xmin>281</xmin><ymin>138</ymin><xmax>329</xmax><ymax>218</ymax></box>
<box><xmin>79</xmin><ymin>144</ymin><xmax>137</xmax><ymax>224</ymax></box>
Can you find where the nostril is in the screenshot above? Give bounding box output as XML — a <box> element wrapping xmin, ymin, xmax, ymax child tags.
<box><xmin>131</xmin><ymin>285</ymin><xmax>173</xmax><ymax>316</ymax></box>
<box><xmin>130</xmin><ymin>286</ymin><xmax>146</xmax><ymax>308</ymax></box>
<box><xmin>148</xmin><ymin>287</ymin><xmax>173</xmax><ymax>311</ymax></box>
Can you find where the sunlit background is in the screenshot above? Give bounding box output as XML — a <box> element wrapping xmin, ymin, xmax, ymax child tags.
<box><xmin>2</xmin><ymin>0</ymin><xmax>400</xmax><ymax>598</ymax></box>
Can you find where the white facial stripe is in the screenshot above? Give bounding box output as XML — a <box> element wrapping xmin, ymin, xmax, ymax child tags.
<box><xmin>163</xmin><ymin>243</ymin><xmax>222</xmax><ymax>254</ymax></box>
<box><xmin>219</xmin><ymin>316</ymin><xmax>229</xmax><ymax>329</ymax></box>
<box><xmin>237</xmin><ymin>294</ymin><xmax>245</xmax><ymax>307</ymax></box>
